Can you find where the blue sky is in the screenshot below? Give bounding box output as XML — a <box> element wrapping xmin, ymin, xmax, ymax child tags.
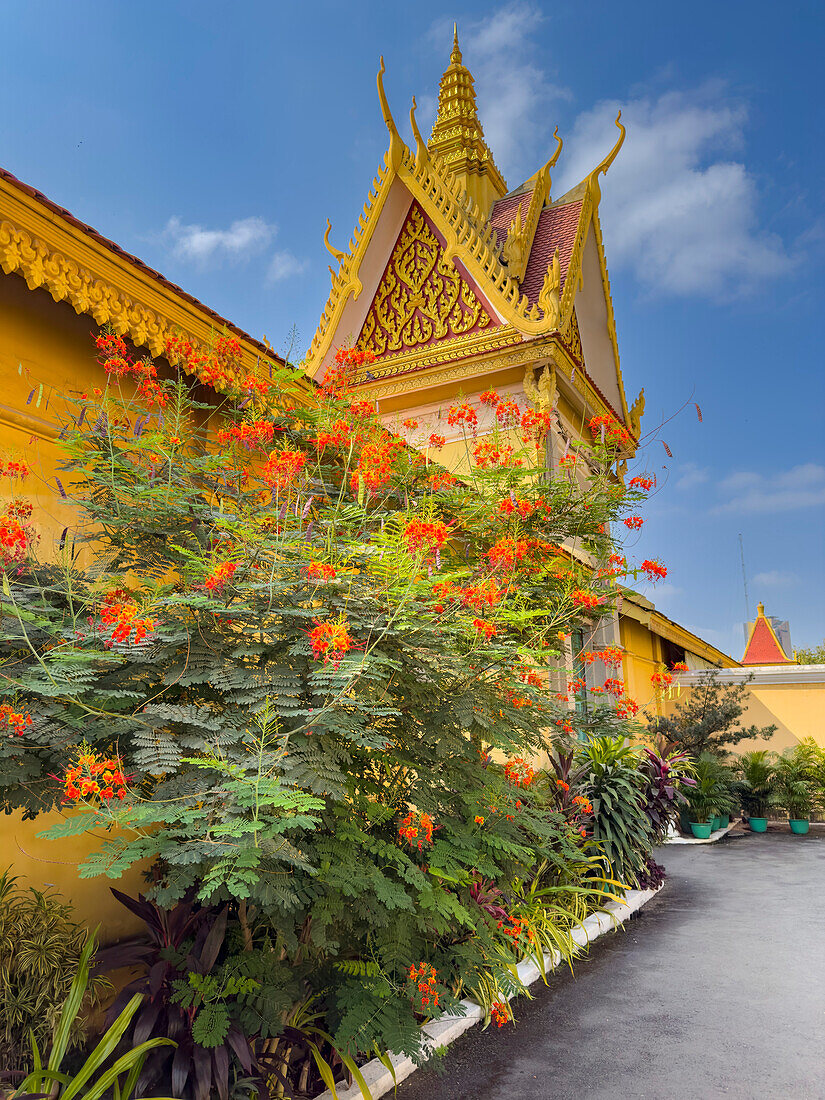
<box><xmin>2</xmin><ymin>0</ymin><xmax>823</xmax><ymax>655</ymax></box>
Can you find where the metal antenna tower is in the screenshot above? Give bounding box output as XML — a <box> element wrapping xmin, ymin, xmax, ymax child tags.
<box><xmin>738</xmin><ymin>533</ymin><xmax>750</xmax><ymax>623</ymax></box>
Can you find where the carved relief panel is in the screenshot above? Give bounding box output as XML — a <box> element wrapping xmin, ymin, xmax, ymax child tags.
<box><xmin>358</xmin><ymin>202</ymin><xmax>495</xmax><ymax>359</ymax></box>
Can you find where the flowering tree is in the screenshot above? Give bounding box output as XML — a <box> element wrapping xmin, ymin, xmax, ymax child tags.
<box><xmin>0</xmin><ymin>334</ymin><xmax>658</xmax><ymax>1074</ymax></box>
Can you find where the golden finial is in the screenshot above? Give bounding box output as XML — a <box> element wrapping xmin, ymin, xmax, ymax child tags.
<box><xmin>546</xmin><ymin>125</ymin><xmax>563</xmax><ymax>171</ymax></box>
<box><xmin>757</xmin><ymin>601</ymin><xmax>765</xmax><ymax>617</ymax></box>
<box><xmin>409</xmin><ymin>95</ymin><xmax>429</xmax><ymax>169</ymax></box>
<box><xmin>377</xmin><ymin>55</ymin><xmax>405</xmax><ymax>169</ymax></box>
<box><xmin>451</xmin><ymin>22</ymin><xmax>462</xmax><ymax>64</ymax></box>
<box><xmin>323</xmin><ymin>219</ymin><xmax>346</xmax><ymax>263</ymax></box>
<box><xmin>588</xmin><ymin>111</ymin><xmax>626</xmax><ymax>202</ymax></box>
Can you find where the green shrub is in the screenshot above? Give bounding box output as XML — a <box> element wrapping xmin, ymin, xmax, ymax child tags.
<box><xmin>0</xmin><ymin>871</ymin><xmax>106</xmax><ymax>1080</ymax></box>
<box><xmin>737</xmin><ymin>750</ymin><xmax>776</xmax><ymax>818</ymax></box>
<box><xmin>0</xmin><ymin>334</ymin><xmax>654</xmax><ymax>1087</ymax></box>
<box><xmin>575</xmin><ymin>735</ymin><xmax>654</xmax><ymax>887</ymax></box>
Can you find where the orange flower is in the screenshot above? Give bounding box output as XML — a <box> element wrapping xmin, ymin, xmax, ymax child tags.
<box><xmin>305</xmin><ymin>562</ymin><xmax>336</xmax><ymax>583</ymax></box>
<box><xmin>447</xmin><ymin>401</ymin><xmax>478</xmax><ymax>429</ymax></box>
<box><xmin>479</xmin><ymin>389</ymin><xmax>500</xmax><ymax>407</ymax></box>
<box><xmin>0</xmin><ymin>513</ymin><xmax>29</xmax><ymax>563</ymax></box>
<box><xmin>402</xmin><ymin>418</ymin><xmax>419</xmax><ymax>430</ymax></box>
<box><xmin>404</xmin><ymin>517</ymin><xmax>450</xmax><ymax>555</ymax></box>
<box><xmin>216</xmin><ymin>420</ymin><xmax>275</xmax><ymax>449</ymax></box>
<box><xmin>308</xmin><ymin>618</ymin><xmax>355</xmax><ymax>663</ymax></box>
<box><xmin>629</xmin><ymin>475</ymin><xmax>654</xmax><ymax>491</ymax></box>
<box><xmin>572</xmin><ymin>589</ymin><xmax>601</xmax><ymax>610</ymax></box>
<box><xmin>61</xmin><ymin>750</ymin><xmax>128</xmax><ymax>805</ymax></box>
<box><xmin>0</xmin><ymin>460</ymin><xmax>29</xmax><ymax>480</ymax></box>
<box><xmin>428</xmin><ymin>433</ymin><xmax>446</xmax><ymax>449</ymax></box>
<box><xmin>473</xmin><ymin>618</ymin><xmax>497</xmax><ymax>640</ymax></box>
<box><xmin>589</xmin><ymin>414</ymin><xmax>631</xmax><ymax>448</ymax></box>
<box><xmin>262</xmin><ymin>449</ymin><xmax>308</xmax><ymax>491</ymax></box>
<box><xmin>640</xmin><ymin>559</ymin><xmax>667</xmax><ymax>581</ymax></box>
<box><xmin>398</xmin><ymin>811</ymin><xmax>434</xmax><ymax>850</ymax></box>
<box><xmin>474</xmin><ymin>815</ymin><xmax>485</xmax><ymax>825</ymax></box>
<box><xmin>203</xmin><ymin>561</ymin><xmax>238</xmax><ymax>594</ymax></box>
<box><xmin>496</xmin><ymin>398</ymin><xmax>520</xmax><ymax>424</ymax></box>
<box><xmin>623</xmin><ymin>515</ymin><xmax>644</xmax><ymax>530</ymax></box>
<box><xmin>0</xmin><ymin>703</ymin><xmax>32</xmax><ymax>738</ymax></box>
<box><xmin>504</xmin><ymin>757</ymin><xmax>535</xmax><ymax>788</ymax></box>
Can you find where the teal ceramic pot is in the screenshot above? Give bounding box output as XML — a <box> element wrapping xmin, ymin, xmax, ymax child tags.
<box><xmin>690</xmin><ymin>822</ymin><xmax>712</xmax><ymax>839</ymax></box>
<box><xmin>711</xmin><ymin>815</ymin><xmax>722</xmax><ymax>832</ymax></box>
<box><xmin>789</xmin><ymin>819</ymin><xmax>810</xmax><ymax>835</ymax></box>
<box><xmin>718</xmin><ymin>815</ymin><xmax>730</xmax><ymax>830</ymax></box>
<box><xmin>749</xmin><ymin>817</ymin><xmax>768</xmax><ymax>833</ymax></box>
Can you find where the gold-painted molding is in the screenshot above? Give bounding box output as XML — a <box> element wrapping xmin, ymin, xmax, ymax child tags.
<box><xmin>0</xmin><ymin>177</ymin><xmax>288</xmax><ymax>395</ymax></box>
<box><xmin>0</xmin><ymin>402</ymin><xmax>59</xmax><ymax>442</ymax></box>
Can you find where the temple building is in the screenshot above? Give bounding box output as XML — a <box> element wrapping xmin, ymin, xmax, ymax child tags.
<box><xmin>741</xmin><ymin>602</ymin><xmax>794</xmax><ymax>665</ymax></box>
<box><xmin>304</xmin><ymin>30</ymin><xmax>730</xmax><ymax>700</ymax></box>
<box><xmin>1</xmin><ymin>29</ymin><xmax>770</xmax><ymax>936</ymax></box>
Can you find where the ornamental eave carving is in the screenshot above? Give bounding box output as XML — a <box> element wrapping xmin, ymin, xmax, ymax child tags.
<box><xmin>0</xmin><ymin>182</ymin><xmax>283</xmax><ymax>391</ymax></box>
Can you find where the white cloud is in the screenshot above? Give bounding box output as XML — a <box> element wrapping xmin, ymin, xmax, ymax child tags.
<box><xmin>713</xmin><ymin>463</ymin><xmax>825</xmax><ymax>513</ymax></box>
<box><xmin>165</xmin><ymin>215</ymin><xmax>276</xmax><ymax>265</ymax></box>
<box><xmin>646</xmin><ymin>583</ymin><xmax>684</xmax><ymax>606</ymax></box>
<box><xmin>554</xmin><ymin>83</ymin><xmax>794</xmax><ymax>297</ymax></box>
<box><xmin>429</xmin><ymin>4</ymin><xmax>571</xmax><ymax>182</ymax></box>
<box><xmin>268</xmin><ymin>251</ymin><xmax>309</xmax><ymax>283</ymax></box>
<box><xmin>675</xmin><ymin>462</ymin><xmax>710</xmax><ymax>490</ymax></box>
<box><xmin>752</xmin><ymin>570</ymin><xmax>797</xmax><ymax>587</ymax></box>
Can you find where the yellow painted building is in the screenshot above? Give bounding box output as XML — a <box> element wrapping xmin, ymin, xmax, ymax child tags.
<box><xmin>0</xmin><ymin>165</ymin><xmax>287</xmax><ymax>934</ymax></box>
<box><xmin>0</xmin><ymin>31</ymin><xmax>758</xmax><ymax>932</ymax></box>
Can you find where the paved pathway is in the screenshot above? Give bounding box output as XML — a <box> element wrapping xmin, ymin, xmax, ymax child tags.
<box><xmin>399</xmin><ymin>828</ymin><xmax>825</xmax><ymax>1099</ymax></box>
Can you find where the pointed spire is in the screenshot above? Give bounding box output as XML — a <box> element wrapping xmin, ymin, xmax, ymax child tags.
<box><xmin>428</xmin><ymin>24</ymin><xmax>506</xmax><ymax>215</ymax></box>
<box><xmin>451</xmin><ymin>22</ymin><xmax>462</xmax><ymax>63</ymax></box>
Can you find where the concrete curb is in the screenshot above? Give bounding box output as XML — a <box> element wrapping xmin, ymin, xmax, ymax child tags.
<box><xmin>316</xmin><ymin>885</ymin><xmax>662</xmax><ymax>1100</ymax></box>
<box><xmin>666</xmin><ymin>819</ymin><xmax>740</xmax><ymax>845</ymax></box>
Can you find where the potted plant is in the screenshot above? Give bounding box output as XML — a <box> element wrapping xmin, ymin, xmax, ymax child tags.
<box><xmin>772</xmin><ymin>748</ymin><xmax>816</xmax><ymax>834</ymax></box>
<box><xmin>685</xmin><ymin>763</ymin><xmax>728</xmax><ymax>839</ymax></box>
<box><xmin>738</xmin><ymin>750</ymin><xmax>775</xmax><ymax>832</ymax></box>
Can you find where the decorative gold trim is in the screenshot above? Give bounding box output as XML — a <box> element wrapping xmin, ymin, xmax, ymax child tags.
<box><xmin>0</xmin><ymin>180</ymin><xmax>289</xmax><ymax>397</ymax></box>
<box><xmin>357</xmin><ymin>202</ymin><xmax>493</xmax><ymax>362</ymax></box>
<box><xmin>355</xmin><ymin>323</ymin><xmax>523</xmax><ymax>384</ymax></box>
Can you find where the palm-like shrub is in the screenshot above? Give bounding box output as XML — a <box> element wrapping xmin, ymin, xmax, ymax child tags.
<box><xmin>9</xmin><ymin>937</ymin><xmax>174</xmax><ymax>1100</ymax></box>
<box><xmin>575</xmin><ymin>735</ymin><xmax>654</xmax><ymax>887</ymax></box>
<box><xmin>738</xmin><ymin>750</ymin><xmax>776</xmax><ymax>818</ymax></box>
<box><xmin>685</xmin><ymin>756</ymin><xmax>738</xmax><ymax>824</ymax></box>
<box><xmin>637</xmin><ymin>747</ymin><xmax>695</xmax><ymax>843</ymax></box>
<box><xmin>0</xmin><ymin>872</ymin><xmax>107</xmax><ymax>1081</ymax></box>
<box><xmin>771</xmin><ymin>748</ymin><xmax>817</xmax><ymax>820</ymax></box>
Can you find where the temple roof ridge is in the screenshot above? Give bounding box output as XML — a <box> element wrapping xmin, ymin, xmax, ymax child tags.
<box><xmin>742</xmin><ymin>602</ymin><xmax>794</xmax><ymax>665</ymax></box>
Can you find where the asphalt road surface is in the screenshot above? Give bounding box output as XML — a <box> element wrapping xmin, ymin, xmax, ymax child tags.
<box><xmin>398</xmin><ymin>827</ymin><xmax>825</xmax><ymax>1099</ymax></box>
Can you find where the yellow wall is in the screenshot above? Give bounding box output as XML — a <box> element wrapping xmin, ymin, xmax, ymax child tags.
<box><xmin>0</xmin><ymin>272</ymin><xmax>109</xmax><ymax>550</ymax></box>
<box><xmin>0</xmin><ymin>273</ymin><xmax>154</xmax><ymax>939</ymax></box>
<box><xmin>619</xmin><ymin>615</ymin><xmax>664</xmax><ymax>718</ymax></box>
<box><xmin>739</xmin><ymin>683</ymin><xmax>825</xmax><ymax>752</ymax></box>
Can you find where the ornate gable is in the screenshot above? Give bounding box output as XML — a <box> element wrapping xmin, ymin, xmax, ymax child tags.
<box><xmin>358</xmin><ymin>201</ymin><xmax>496</xmax><ymax>360</ymax></box>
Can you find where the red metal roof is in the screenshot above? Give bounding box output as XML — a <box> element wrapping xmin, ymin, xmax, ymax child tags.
<box><xmin>742</xmin><ymin>617</ymin><xmax>792</xmax><ymax>665</ymax></box>
<box><xmin>0</xmin><ymin>165</ymin><xmax>279</xmax><ymax>363</ymax></box>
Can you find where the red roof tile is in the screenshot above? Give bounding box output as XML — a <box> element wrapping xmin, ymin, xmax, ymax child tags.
<box><xmin>487</xmin><ymin>194</ymin><xmax>583</xmax><ymax>305</ymax></box>
<box><xmin>520</xmin><ymin>200</ymin><xmax>582</xmax><ymax>305</ymax></box>
<box><xmin>0</xmin><ymin>165</ymin><xmax>278</xmax><ymax>362</ymax></box>
<box><xmin>488</xmin><ymin>191</ymin><xmax>533</xmax><ymax>248</ymax></box>
<box><xmin>742</xmin><ymin>617</ymin><xmax>792</xmax><ymax>664</ymax></box>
